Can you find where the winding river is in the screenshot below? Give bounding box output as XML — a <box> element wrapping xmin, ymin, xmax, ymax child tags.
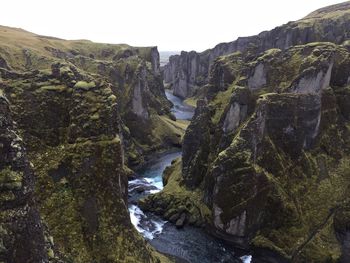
<box><xmin>128</xmin><ymin>91</ymin><xmax>251</xmax><ymax>263</ymax></box>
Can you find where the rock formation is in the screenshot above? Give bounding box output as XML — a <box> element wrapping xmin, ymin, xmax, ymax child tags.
<box><xmin>1</xmin><ymin>1</ymin><xmax>350</xmax><ymax>263</ymax></box>
<box><xmin>0</xmin><ymin>26</ymin><xmax>174</xmax><ymax>262</ymax></box>
<box><xmin>148</xmin><ymin>40</ymin><xmax>350</xmax><ymax>262</ymax></box>
<box><xmin>163</xmin><ymin>1</ymin><xmax>350</xmax><ymax>99</ymax></box>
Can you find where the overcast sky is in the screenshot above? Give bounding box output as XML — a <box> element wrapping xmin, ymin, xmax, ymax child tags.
<box><xmin>0</xmin><ymin>0</ymin><xmax>346</xmax><ymax>52</ymax></box>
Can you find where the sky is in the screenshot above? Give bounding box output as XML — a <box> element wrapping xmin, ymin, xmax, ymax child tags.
<box><xmin>0</xmin><ymin>0</ymin><xmax>347</xmax><ymax>52</ymax></box>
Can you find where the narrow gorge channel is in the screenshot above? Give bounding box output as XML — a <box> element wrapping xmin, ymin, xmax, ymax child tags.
<box><xmin>128</xmin><ymin>91</ymin><xmax>251</xmax><ymax>263</ymax></box>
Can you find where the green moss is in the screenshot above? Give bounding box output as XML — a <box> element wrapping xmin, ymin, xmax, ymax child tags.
<box><xmin>154</xmin><ymin>115</ymin><xmax>188</xmax><ymax>141</ymax></box>
<box><xmin>107</xmin><ymin>94</ymin><xmax>117</xmax><ymax>102</ymax></box>
<box><xmin>211</xmin><ymin>84</ymin><xmax>236</xmax><ymax>124</ymax></box>
<box><xmin>252</xmin><ymin>235</ymin><xmax>290</xmax><ymax>259</ymax></box>
<box><xmin>90</xmin><ymin>112</ymin><xmax>100</xmax><ymax>120</ymax></box>
<box><xmin>0</xmin><ymin>192</ymin><xmax>15</xmax><ymax>202</ymax></box>
<box><xmin>38</xmin><ymin>85</ymin><xmax>67</xmax><ymax>93</ymax></box>
<box><xmin>256</xmin><ymin>48</ymin><xmax>282</xmax><ymax>62</ymax></box>
<box><xmin>73</xmin><ymin>81</ymin><xmax>96</xmax><ymax>90</ymax></box>
<box><xmin>47</xmin><ymin>248</ymin><xmax>54</xmax><ymax>259</ymax></box>
<box><xmin>184</xmin><ymin>97</ymin><xmax>197</xmax><ymax>107</ymax></box>
<box><xmin>0</xmin><ymin>167</ymin><xmax>23</xmax><ymax>190</ymax></box>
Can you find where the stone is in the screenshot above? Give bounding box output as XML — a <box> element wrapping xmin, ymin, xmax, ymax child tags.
<box><xmin>175</xmin><ymin>213</ymin><xmax>187</xmax><ymax>228</ymax></box>
<box><xmin>247</xmin><ymin>63</ymin><xmax>266</xmax><ymax>90</ymax></box>
<box><xmin>169</xmin><ymin>213</ymin><xmax>180</xmax><ymax>223</ymax></box>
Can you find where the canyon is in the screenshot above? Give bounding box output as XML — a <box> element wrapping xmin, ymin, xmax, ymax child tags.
<box><xmin>0</xmin><ymin>1</ymin><xmax>350</xmax><ymax>263</ymax></box>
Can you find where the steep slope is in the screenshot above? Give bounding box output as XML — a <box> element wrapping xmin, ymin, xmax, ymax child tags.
<box><xmin>163</xmin><ymin>1</ymin><xmax>350</xmax><ymax>99</ymax></box>
<box><xmin>0</xmin><ymin>26</ymin><xmax>176</xmax><ymax>262</ymax></box>
<box><xmin>145</xmin><ymin>42</ymin><xmax>350</xmax><ymax>262</ymax></box>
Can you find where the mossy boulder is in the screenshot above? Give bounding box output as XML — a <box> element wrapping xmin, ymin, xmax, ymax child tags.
<box><xmin>139</xmin><ymin>158</ymin><xmax>211</xmax><ymax>228</ymax></box>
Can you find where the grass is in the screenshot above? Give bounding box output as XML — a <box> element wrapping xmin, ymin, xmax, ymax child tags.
<box><xmin>184</xmin><ymin>97</ymin><xmax>197</xmax><ymax>107</ymax></box>
<box><xmin>0</xmin><ymin>25</ymin><xmax>154</xmax><ymax>70</ymax></box>
<box><xmin>153</xmin><ymin>115</ymin><xmax>188</xmax><ymax>140</ymax></box>
<box><xmin>211</xmin><ymin>85</ymin><xmax>236</xmax><ymax>124</ymax></box>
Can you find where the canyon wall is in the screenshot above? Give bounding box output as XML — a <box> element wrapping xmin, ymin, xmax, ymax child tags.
<box><xmin>0</xmin><ymin>26</ymin><xmax>173</xmax><ymax>262</ymax></box>
<box><xmin>146</xmin><ymin>40</ymin><xmax>350</xmax><ymax>262</ymax></box>
<box><xmin>163</xmin><ymin>1</ymin><xmax>350</xmax><ymax>99</ymax></box>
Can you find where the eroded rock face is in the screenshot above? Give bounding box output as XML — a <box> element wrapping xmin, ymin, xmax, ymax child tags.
<box><xmin>182</xmin><ymin>99</ymin><xmax>211</xmax><ymax>188</ymax></box>
<box><xmin>210</xmin><ymin>93</ymin><xmax>325</xmax><ymax>241</ymax></box>
<box><xmin>292</xmin><ymin>62</ymin><xmax>334</xmax><ymax>94</ymax></box>
<box><xmin>164</xmin><ymin>51</ymin><xmax>207</xmax><ymax>98</ymax></box>
<box><xmin>0</xmin><ymin>94</ymin><xmax>53</xmax><ymax>263</ymax></box>
<box><xmin>222</xmin><ymin>87</ymin><xmax>254</xmax><ymax>135</ymax></box>
<box><xmin>222</xmin><ymin>102</ymin><xmax>242</xmax><ymax>133</ymax></box>
<box><xmin>131</xmin><ymin>64</ymin><xmax>150</xmax><ymax>119</ymax></box>
<box><xmin>150</xmin><ymin>47</ymin><xmax>161</xmax><ymax>75</ymax></box>
<box><xmin>163</xmin><ymin>1</ymin><xmax>350</xmax><ymax>98</ymax></box>
<box><xmin>247</xmin><ymin>63</ymin><xmax>267</xmax><ymax>90</ymax></box>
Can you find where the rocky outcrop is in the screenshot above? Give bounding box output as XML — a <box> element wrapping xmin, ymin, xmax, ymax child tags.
<box><xmin>163</xmin><ymin>1</ymin><xmax>350</xmax><ymax>98</ymax></box>
<box><xmin>131</xmin><ymin>63</ymin><xmax>150</xmax><ymax>119</ymax></box>
<box><xmin>150</xmin><ymin>47</ymin><xmax>161</xmax><ymax>75</ymax></box>
<box><xmin>0</xmin><ymin>93</ymin><xmax>56</xmax><ymax>262</ymax></box>
<box><xmin>291</xmin><ymin>61</ymin><xmax>333</xmax><ymax>94</ymax></box>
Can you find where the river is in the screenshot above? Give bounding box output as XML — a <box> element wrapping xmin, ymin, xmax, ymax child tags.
<box><xmin>128</xmin><ymin>90</ymin><xmax>251</xmax><ymax>263</ymax></box>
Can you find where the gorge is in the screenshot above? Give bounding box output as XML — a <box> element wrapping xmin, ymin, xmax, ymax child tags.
<box><xmin>1</xmin><ymin>1</ymin><xmax>350</xmax><ymax>263</ymax></box>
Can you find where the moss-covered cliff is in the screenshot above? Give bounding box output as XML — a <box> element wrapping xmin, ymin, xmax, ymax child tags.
<box><xmin>0</xmin><ymin>25</ymin><xmax>183</xmax><ymax>166</ymax></box>
<box><xmin>148</xmin><ymin>41</ymin><xmax>350</xmax><ymax>262</ymax></box>
<box><xmin>0</xmin><ymin>26</ymin><xmax>178</xmax><ymax>262</ymax></box>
